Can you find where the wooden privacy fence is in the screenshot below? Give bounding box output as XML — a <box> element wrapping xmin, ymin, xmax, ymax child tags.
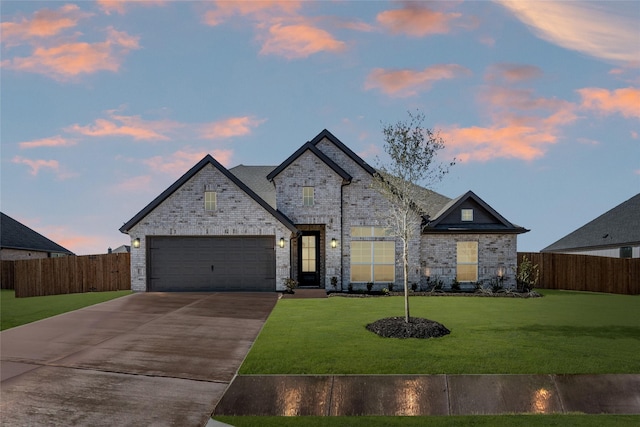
<box><xmin>518</xmin><ymin>252</ymin><xmax>639</xmax><ymax>295</ymax></box>
<box><xmin>1</xmin><ymin>253</ymin><xmax>130</xmax><ymax>298</ymax></box>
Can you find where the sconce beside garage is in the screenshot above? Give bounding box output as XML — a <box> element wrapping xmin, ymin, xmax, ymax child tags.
<box><xmin>279</xmin><ymin>237</ymin><xmax>285</xmax><ymax>248</ymax></box>
<box><xmin>133</xmin><ymin>238</ymin><xmax>141</xmax><ymax>248</ymax></box>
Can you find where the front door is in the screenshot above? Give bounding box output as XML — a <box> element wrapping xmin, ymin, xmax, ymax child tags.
<box><xmin>298</xmin><ymin>232</ymin><xmax>320</xmax><ymax>287</ymax></box>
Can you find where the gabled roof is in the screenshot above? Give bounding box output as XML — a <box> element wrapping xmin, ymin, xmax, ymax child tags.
<box><xmin>309</xmin><ymin>129</ymin><xmax>376</xmax><ymax>175</ymax></box>
<box><xmin>423</xmin><ymin>190</ymin><xmax>528</xmax><ymax>234</ymax></box>
<box><xmin>542</xmin><ymin>193</ymin><xmax>640</xmax><ymax>252</ymax></box>
<box><xmin>1</xmin><ymin>212</ymin><xmax>74</xmax><ymax>255</ymax></box>
<box><xmin>266</xmin><ymin>141</ymin><xmax>352</xmax><ymax>182</ymax></box>
<box><xmin>120</xmin><ymin>155</ymin><xmax>297</xmax><ymax>234</ymax></box>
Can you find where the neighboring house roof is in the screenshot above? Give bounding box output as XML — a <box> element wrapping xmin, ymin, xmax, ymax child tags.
<box><xmin>423</xmin><ymin>190</ymin><xmax>529</xmax><ymax>234</ymax></box>
<box><xmin>119</xmin><ymin>155</ymin><xmax>298</xmax><ymax>234</ymax></box>
<box><xmin>229</xmin><ymin>165</ymin><xmax>277</xmax><ymax>208</ymax></box>
<box><xmin>266</xmin><ymin>141</ymin><xmax>352</xmax><ymax>182</ymax></box>
<box><xmin>0</xmin><ymin>212</ymin><xmax>74</xmax><ymax>255</ymax></box>
<box><xmin>542</xmin><ymin>193</ymin><xmax>640</xmax><ymax>252</ymax></box>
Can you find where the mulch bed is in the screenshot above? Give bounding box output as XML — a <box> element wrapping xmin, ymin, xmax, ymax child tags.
<box><xmin>366</xmin><ymin>317</ymin><xmax>451</xmax><ymax>339</ymax></box>
<box><xmin>330</xmin><ymin>290</ymin><xmax>542</xmax><ymax>298</ymax></box>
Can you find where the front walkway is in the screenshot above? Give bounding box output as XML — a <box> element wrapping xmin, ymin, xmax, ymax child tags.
<box><xmin>214</xmin><ymin>374</ymin><xmax>640</xmax><ymax>416</ymax></box>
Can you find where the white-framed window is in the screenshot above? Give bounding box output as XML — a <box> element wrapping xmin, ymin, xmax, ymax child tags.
<box><xmin>351</xmin><ymin>241</ymin><xmax>395</xmax><ymax>283</ymax></box>
<box><xmin>350</xmin><ymin>226</ymin><xmax>395</xmax><ymax>283</ymax></box>
<box><xmin>461</xmin><ymin>208</ymin><xmax>474</xmax><ymax>222</ymax></box>
<box><xmin>303</xmin><ymin>186</ymin><xmax>314</xmax><ymax>206</ymax></box>
<box><xmin>457</xmin><ymin>241</ymin><xmax>478</xmax><ymax>282</ymax></box>
<box><xmin>205</xmin><ymin>191</ymin><xmax>217</xmax><ymax>211</ymax></box>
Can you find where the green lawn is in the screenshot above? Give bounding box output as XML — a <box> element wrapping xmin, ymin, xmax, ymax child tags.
<box><xmin>0</xmin><ymin>289</ymin><xmax>132</xmax><ymax>331</ymax></box>
<box><xmin>213</xmin><ymin>415</ymin><xmax>639</xmax><ymax>427</ymax></box>
<box><xmin>240</xmin><ymin>290</ymin><xmax>640</xmax><ymax>374</ymax></box>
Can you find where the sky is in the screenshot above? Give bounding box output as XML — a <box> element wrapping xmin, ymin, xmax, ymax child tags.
<box><xmin>1</xmin><ymin>0</ymin><xmax>639</xmax><ymax>256</ymax></box>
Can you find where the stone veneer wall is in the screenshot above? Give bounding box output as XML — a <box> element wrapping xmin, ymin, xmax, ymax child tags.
<box><xmin>420</xmin><ymin>233</ymin><xmax>518</xmax><ymax>289</ymax></box>
<box><xmin>127</xmin><ymin>164</ymin><xmax>293</xmax><ymax>292</ymax></box>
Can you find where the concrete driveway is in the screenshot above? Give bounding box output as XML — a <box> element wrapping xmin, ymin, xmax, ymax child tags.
<box><xmin>0</xmin><ymin>292</ymin><xmax>278</xmax><ymax>427</ymax></box>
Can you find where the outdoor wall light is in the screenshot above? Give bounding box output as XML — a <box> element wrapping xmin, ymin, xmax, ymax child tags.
<box><xmin>279</xmin><ymin>237</ymin><xmax>285</xmax><ymax>248</ymax></box>
<box><xmin>331</xmin><ymin>238</ymin><xmax>337</xmax><ymax>248</ymax></box>
<box><xmin>497</xmin><ymin>267</ymin><xmax>505</xmax><ymax>278</ymax></box>
<box><xmin>425</xmin><ymin>268</ymin><xmax>431</xmax><ymax>279</ymax></box>
<box><xmin>133</xmin><ymin>238</ymin><xmax>141</xmax><ymax>249</ymax></box>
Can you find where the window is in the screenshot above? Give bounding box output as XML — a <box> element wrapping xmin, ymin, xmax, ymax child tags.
<box><xmin>457</xmin><ymin>241</ymin><xmax>478</xmax><ymax>282</ymax></box>
<box><xmin>350</xmin><ymin>227</ymin><xmax>395</xmax><ymax>282</ymax></box>
<box><xmin>302</xmin><ymin>235</ymin><xmax>317</xmax><ymax>272</ymax></box>
<box><xmin>351</xmin><ymin>226</ymin><xmax>390</xmax><ymax>237</ymax></box>
<box><xmin>620</xmin><ymin>247</ymin><xmax>632</xmax><ymax>258</ymax></box>
<box><xmin>303</xmin><ymin>187</ymin><xmax>314</xmax><ymax>206</ymax></box>
<box><xmin>205</xmin><ymin>191</ymin><xmax>217</xmax><ymax>211</ymax></box>
<box><xmin>461</xmin><ymin>209</ymin><xmax>473</xmax><ymax>222</ymax></box>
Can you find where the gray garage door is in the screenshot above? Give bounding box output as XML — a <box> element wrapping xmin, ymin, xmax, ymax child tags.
<box><xmin>148</xmin><ymin>236</ymin><xmax>276</xmax><ymax>292</ymax></box>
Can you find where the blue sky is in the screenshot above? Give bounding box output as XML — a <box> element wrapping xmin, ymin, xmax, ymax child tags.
<box><xmin>1</xmin><ymin>1</ymin><xmax>638</xmax><ymax>255</ymax></box>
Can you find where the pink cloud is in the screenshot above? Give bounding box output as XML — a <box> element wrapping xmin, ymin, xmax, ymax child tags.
<box><xmin>441</xmin><ymin>83</ymin><xmax>578</xmax><ymax>162</ymax></box>
<box><xmin>12</xmin><ymin>155</ymin><xmax>76</xmax><ymax>179</ymax></box>
<box><xmin>19</xmin><ymin>135</ymin><xmax>77</xmax><ymax>149</ymax></box>
<box><xmin>364</xmin><ymin>64</ymin><xmax>471</xmax><ymax>97</ymax></box>
<box><xmin>67</xmin><ymin>110</ymin><xmax>180</xmax><ymax>141</ymax></box>
<box><xmin>377</xmin><ymin>3</ymin><xmax>461</xmax><ymax>37</ymax></box>
<box><xmin>259</xmin><ymin>23</ymin><xmax>346</xmax><ymax>59</ymax></box>
<box><xmin>577</xmin><ymin>87</ymin><xmax>640</xmax><ymax>119</ymax></box>
<box><xmin>2</xmin><ymin>27</ymin><xmax>140</xmax><ymax>79</ymax></box>
<box><xmin>199</xmin><ymin>116</ymin><xmax>266</xmax><ymax>140</ymax></box>
<box><xmin>143</xmin><ymin>149</ymin><xmax>234</xmax><ymax>177</ymax></box>
<box><xmin>1</xmin><ymin>4</ymin><xmax>91</xmax><ymax>45</ymax></box>
<box><xmin>485</xmin><ymin>63</ymin><xmax>543</xmax><ymax>83</ymax></box>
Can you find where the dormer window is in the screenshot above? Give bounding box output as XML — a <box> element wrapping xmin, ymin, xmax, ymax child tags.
<box><xmin>461</xmin><ymin>208</ymin><xmax>473</xmax><ymax>222</ymax></box>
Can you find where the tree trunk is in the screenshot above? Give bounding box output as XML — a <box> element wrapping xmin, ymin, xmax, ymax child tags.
<box><xmin>403</xmin><ymin>239</ymin><xmax>410</xmax><ymax>323</ymax></box>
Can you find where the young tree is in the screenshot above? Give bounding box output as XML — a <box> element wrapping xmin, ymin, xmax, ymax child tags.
<box><xmin>373</xmin><ymin>111</ymin><xmax>455</xmax><ymax>323</ymax></box>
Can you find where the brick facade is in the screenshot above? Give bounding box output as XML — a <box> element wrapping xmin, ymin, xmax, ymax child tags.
<box><xmin>127</xmin><ymin>164</ymin><xmax>292</xmax><ymax>292</ymax></box>
<box><xmin>122</xmin><ymin>130</ymin><xmax>525</xmax><ymax>293</ymax></box>
<box><xmin>421</xmin><ymin>233</ymin><xmax>518</xmax><ymax>289</ymax></box>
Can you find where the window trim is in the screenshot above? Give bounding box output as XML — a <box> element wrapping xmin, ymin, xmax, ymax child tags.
<box><xmin>350</xmin><ymin>240</ymin><xmax>395</xmax><ymax>283</ymax></box>
<box><xmin>204</xmin><ymin>191</ymin><xmax>217</xmax><ymax>211</ymax></box>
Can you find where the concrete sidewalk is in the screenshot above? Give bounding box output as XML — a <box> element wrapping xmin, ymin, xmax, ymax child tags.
<box><xmin>214</xmin><ymin>374</ymin><xmax>640</xmax><ymax>416</ymax></box>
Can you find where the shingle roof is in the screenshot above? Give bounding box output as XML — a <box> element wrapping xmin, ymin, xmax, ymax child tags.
<box><xmin>1</xmin><ymin>212</ymin><xmax>74</xmax><ymax>255</ymax></box>
<box><xmin>229</xmin><ymin>165</ymin><xmax>277</xmax><ymax>208</ymax></box>
<box><xmin>542</xmin><ymin>193</ymin><xmax>640</xmax><ymax>252</ymax></box>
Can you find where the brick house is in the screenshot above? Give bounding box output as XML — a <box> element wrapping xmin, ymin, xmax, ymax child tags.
<box><xmin>120</xmin><ymin>129</ymin><xmax>527</xmax><ymax>292</ymax></box>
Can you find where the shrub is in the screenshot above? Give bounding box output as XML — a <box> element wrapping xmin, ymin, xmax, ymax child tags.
<box><xmin>388</xmin><ymin>283</ymin><xmax>394</xmax><ymax>292</ymax></box>
<box><xmin>366</xmin><ymin>282</ymin><xmax>374</xmax><ymax>292</ymax></box>
<box><xmin>517</xmin><ymin>256</ymin><xmax>540</xmax><ymax>292</ymax></box>
<box><xmin>331</xmin><ymin>276</ymin><xmax>338</xmax><ymax>290</ymax></box>
<box><xmin>284</xmin><ymin>278</ymin><xmax>298</xmax><ymax>293</ymax></box>
<box><xmin>451</xmin><ymin>279</ymin><xmax>461</xmax><ymax>291</ymax></box>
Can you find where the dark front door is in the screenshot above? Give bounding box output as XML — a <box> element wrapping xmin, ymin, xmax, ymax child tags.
<box><xmin>298</xmin><ymin>232</ymin><xmax>320</xmax><ymax>287</ymax></box>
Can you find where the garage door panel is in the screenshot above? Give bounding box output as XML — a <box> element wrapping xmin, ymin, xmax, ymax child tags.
<box><xmin>148</xmin><ymin>236</ymin><xmax>275</xmax><ymax>292</ymax></box>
